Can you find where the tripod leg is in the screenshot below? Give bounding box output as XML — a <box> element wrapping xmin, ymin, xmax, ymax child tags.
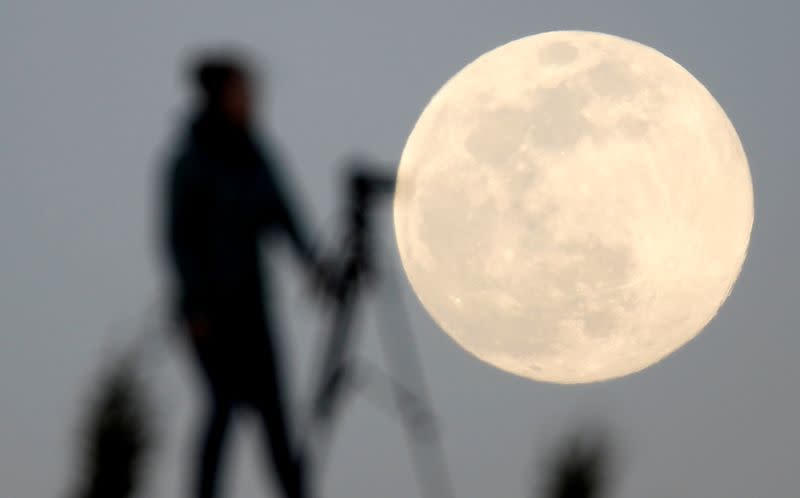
<box><xmin>304</xmin><ymin>285</ymin><xmax>362</xmax><ymax>479</ymax></box>
<box><xmin>312</xmin><ymin>288</ymin><xmax>359</xmax><ymax>424</ymax></box>
<box><xmin>375</xmin><ymin>263</ymin><xmax>456</xmax><ymax>498</ymax></box>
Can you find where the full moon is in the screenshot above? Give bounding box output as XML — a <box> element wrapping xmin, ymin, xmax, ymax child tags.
<box><xmin>393</xmin><ymin>31</ymin><xmax>753</xmax><ymax>383</ymax></box>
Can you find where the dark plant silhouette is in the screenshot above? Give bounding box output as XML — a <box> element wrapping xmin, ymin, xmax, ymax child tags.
<box><xmin>540</xmin><ymin>428</ymin><xmax>614</xmax><ymax>498</ymax></box>
<box><xmin>70</xmin><ymin>355</ymin><xmax>154</xmax><ymax>498</ymax></box>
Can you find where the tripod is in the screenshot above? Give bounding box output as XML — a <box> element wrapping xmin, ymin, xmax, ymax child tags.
<box><xmin>303</xmin><ymin>164</ymin><xmax>454</xmax><ymax>498</ymax></box>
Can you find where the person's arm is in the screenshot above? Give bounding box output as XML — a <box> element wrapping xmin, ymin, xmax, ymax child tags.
<box><xmin>258</xmin><ymin>142</ymin><xmax>318</xmax><ymax>267</ymax></box>
<box><xmin>256</xmin><ymin>139</ymin><xmax>340</xmax><ymax>300</ymax></box>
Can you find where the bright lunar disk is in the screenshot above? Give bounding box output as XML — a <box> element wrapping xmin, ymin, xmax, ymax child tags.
<box><xmin>394</xmin><ymin>31</ymin><xmax>753</xmax><ymax>383</ymax></box>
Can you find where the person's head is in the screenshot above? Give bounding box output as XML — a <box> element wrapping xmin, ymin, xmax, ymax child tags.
<box><xmin>189</xmin><ymin>51</ymin><xmax>257</xmax><ymax>128</ymax></box>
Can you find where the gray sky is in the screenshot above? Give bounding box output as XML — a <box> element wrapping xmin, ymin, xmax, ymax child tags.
<box><xmin>1</xmin><ymin>1</ymin><xmax>798</xmax><ymax>497</ymax></box>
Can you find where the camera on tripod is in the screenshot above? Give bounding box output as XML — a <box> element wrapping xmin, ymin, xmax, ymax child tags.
<box><xmin>349</xmin><ymin>162</ymin><xmax>395</xmax><ymax>217</ymax></box>
<box><xmin>333</xmin><ymin>159</ymin><xmax>397</xmax><ymax>295</ymax></box>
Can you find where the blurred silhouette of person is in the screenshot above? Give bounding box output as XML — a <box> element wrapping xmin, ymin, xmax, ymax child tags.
<box><xmin>163</xmin><ymin>50</ymin><xmax>326</xmax><ymax>498</ymax></box>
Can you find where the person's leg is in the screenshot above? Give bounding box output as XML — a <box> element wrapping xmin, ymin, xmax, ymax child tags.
<box><xmin>243</xmin><ymin>329</ymin><xmax>308</xmax><ymax>498</ymax></box>
<box><xmin>254</xmin><ymin>373</ymin><xmax>308</xmax><ymax>498</ymax></box>
<box><xmin>188</xmin><ymin>322</ymin><xmax>238</xmax><ymax>498</ymax></box>
<box><xmin>195</xmin><ymin>395</ymin><xmax>233</xmax><ymax>498</ymax></box>
<box><xmin>257</xmin><ymin>373</ymin><xmax>310</xmax><ymax>498</ymax></box>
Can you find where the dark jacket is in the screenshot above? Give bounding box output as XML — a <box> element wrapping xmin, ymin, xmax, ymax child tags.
<box><xmin>165</xmin><ymin>111</ymin><xmax>314</xmax><ymax>319</ymax></box>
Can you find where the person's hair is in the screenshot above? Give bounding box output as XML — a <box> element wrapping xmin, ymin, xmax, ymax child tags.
<box><xmin>187</xmin><ymin>50</ymin><xmax>252</xmax><ymax>106</ymax></box>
